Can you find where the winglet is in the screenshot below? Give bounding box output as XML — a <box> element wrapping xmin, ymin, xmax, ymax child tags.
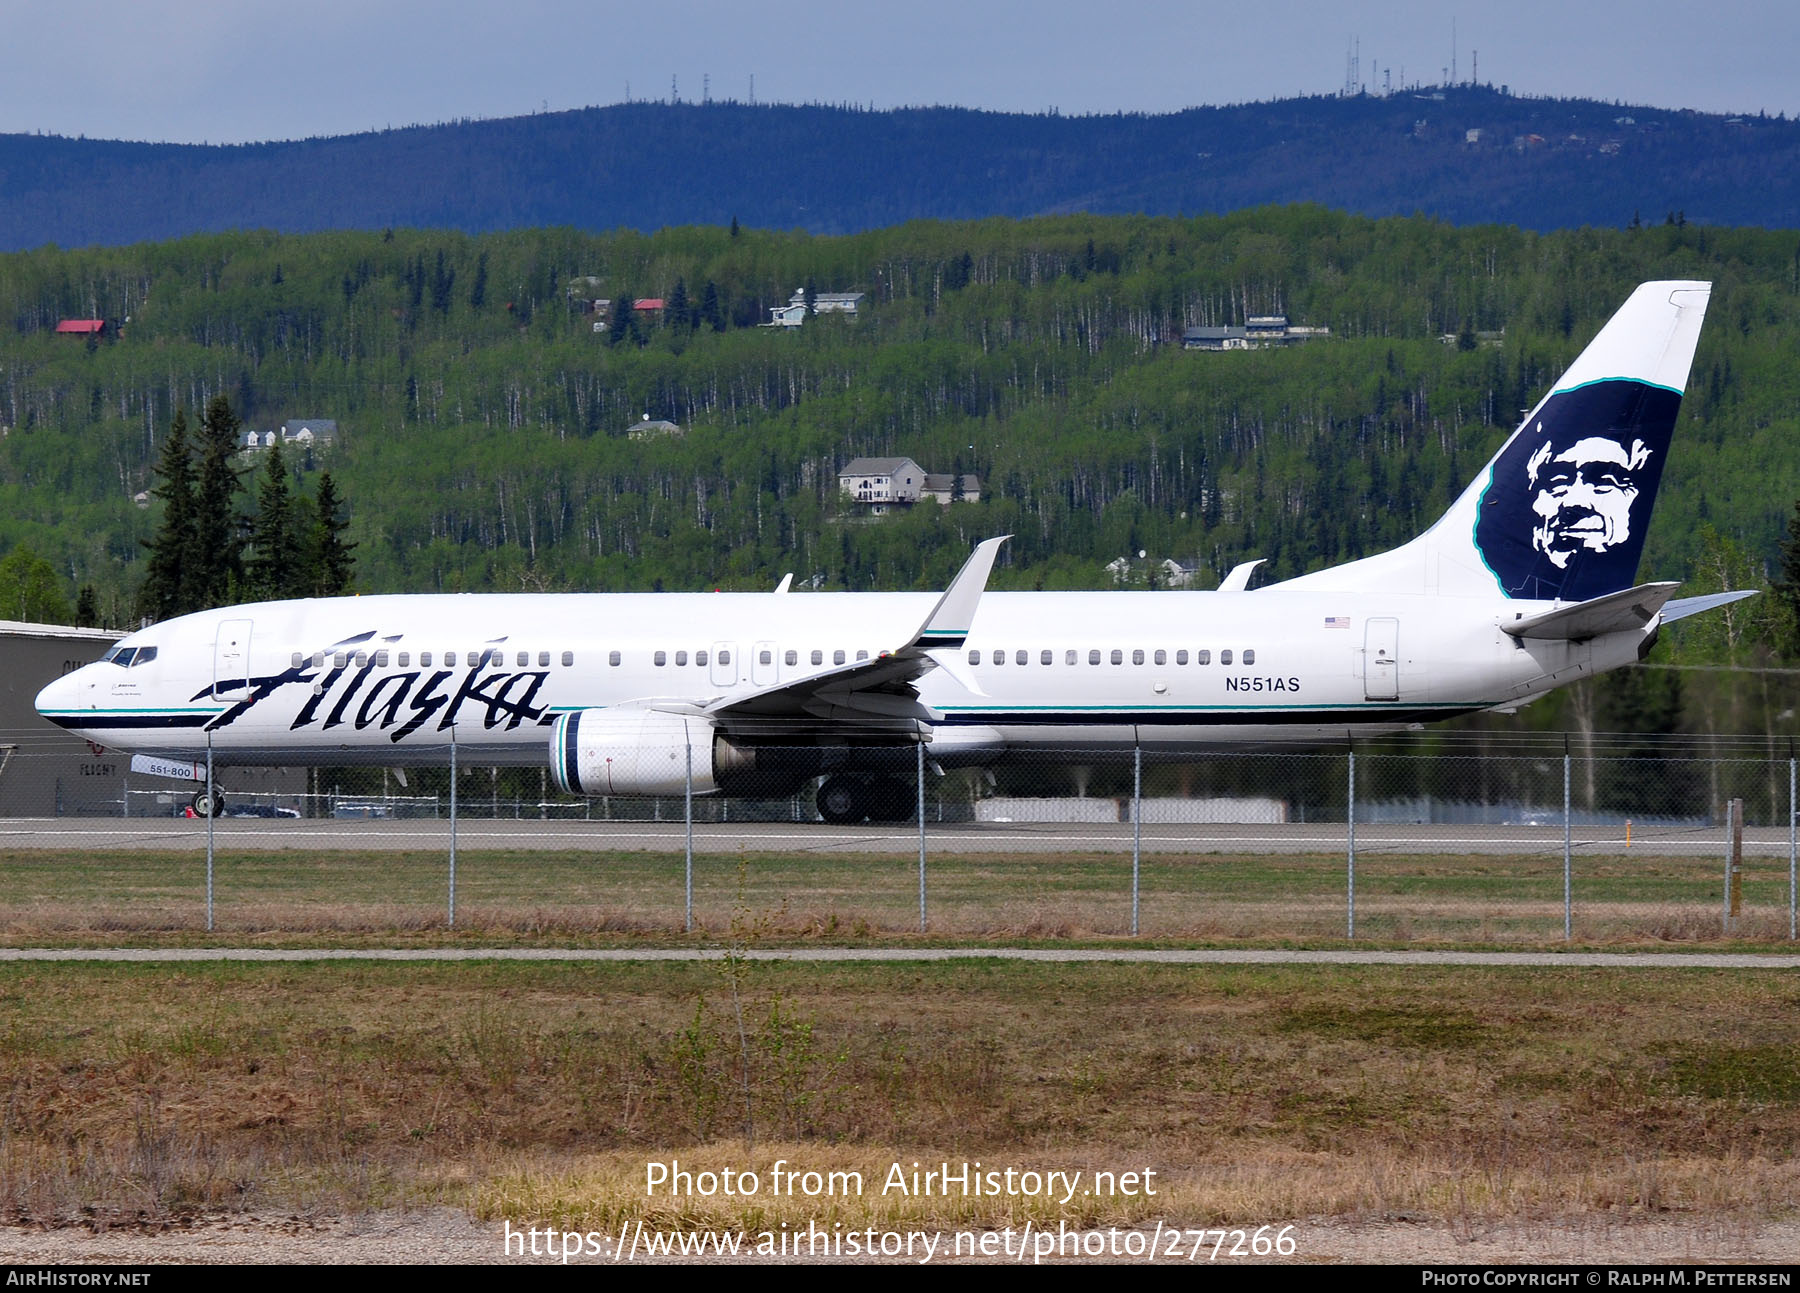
<box><xmin>773</xmin><ymin>573</ymin><xmax>793</xmax><ymax>594</ymax></box>
<box><xmin>912</xmin><ymin>536</ymin><xmax>1009</xmax><ymax>651</ymax></box>
<box><xmin>1218</xmin><ymin>559</ymin><xmax>1265</xmax><ymax>592</ymax></box>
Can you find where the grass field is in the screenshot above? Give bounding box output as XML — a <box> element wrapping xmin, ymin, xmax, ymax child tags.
<box><xmin>1</xmin><ymin>958</ymin><xmax>1796</xmax><ymax>1234</ymax></box>
<box><xmin>0</xmin><ymin>847</ymin><xmax>1792</xmax><ymax>946</ymax></box>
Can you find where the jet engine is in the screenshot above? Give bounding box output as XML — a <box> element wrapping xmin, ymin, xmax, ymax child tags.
<box><xmin>550</xmin><ymin>708</ymin><xmax>719</xmax><ymax>795</ymax></box>
<box><xmin>549</xmin><ymin>708</ymin><xmax>810</xmax><ymax>797</ymax></box>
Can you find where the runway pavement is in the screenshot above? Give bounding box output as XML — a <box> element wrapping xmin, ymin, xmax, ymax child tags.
<box><xmin>0</xmin><ymin>815</ymin><xmax>1783</xmax><ymax>856</ymax></box>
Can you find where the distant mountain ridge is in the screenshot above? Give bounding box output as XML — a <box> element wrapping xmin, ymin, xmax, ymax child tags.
<box><xmin>3</xmin><ymin>87</ymin><xmax>1798</xmax><ymax>249</ymax></box>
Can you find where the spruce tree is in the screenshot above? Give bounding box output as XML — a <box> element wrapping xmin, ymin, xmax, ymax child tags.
<box><xmin>246</xmin><ymin>440</ymin><xmax>303</xmax><ymax>599</ymax></box>
<box><xmin>192</xmin><ymin>396</ymin><xmax>246</xmax><ymax>608</ymax></box>
<box><xmin>309</xmin><ymin>472</ymin><xmax>356</xmax><ymax>596</ymax></box>
<box><xmin>139</xmin><ymin>410</ymin><xmax>198</xmax><ymax>621</ymax></box>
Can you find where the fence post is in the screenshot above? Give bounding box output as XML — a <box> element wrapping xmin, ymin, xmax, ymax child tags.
<box><xmin>1346</xmin><ymin>746</ymin><xmax>1356</xmax><ymax>940</ymax></box>
<box><xmin>205</xmin><ymin>733</ymin><xmax>214</xmax><ymax>934</ymax></box>
<box><xmin>1563</xmin><ymin>749</ymin><xmax>1572</xmax><ymax>942</ymax></box>
<box><xmin>685</xmin><ymin>741</ymin><xmax>694</xmax><ymax>934</ymax></box>
<box><xmin>1724</xmin><ymin>797</ymin><xmax>1743</xmax><ymax>936</ymax></box>
<box><xmin>916</xmin><ymin>741</ymin><xmax>927</xmax><ymax>932</ymax></box>
<box><xmin>1132</xmin><ymin>742</ymin><xmax>1142</xmax><ymax>937</ymax></box>
<box><xmin>1790</xmin><ymin>757</ymin><xmax>1796</xmax><ymax>942</ymax></box>
<box><xmin>448</xmin><ymin>727</ymin><xmax>457</xmax><ymax>929</ymax></box>
<box><xmin>917</xmin><ymin>742</ymin><xmax>928</xmax><ymax>934</ymax></box>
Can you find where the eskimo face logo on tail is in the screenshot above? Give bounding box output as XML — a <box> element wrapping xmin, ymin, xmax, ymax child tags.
<box><xmin>1474</xmin><ymin>379</ymin><xmax>1681</xmax><ymax>602</ymax></box>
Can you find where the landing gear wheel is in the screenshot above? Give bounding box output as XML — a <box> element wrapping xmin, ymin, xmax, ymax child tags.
<box><xmin>190</xmin><ymin>790</ymin><xmax>225</xmax><ymax>818</ymax></box>
<box><xmin>866</xmin><ymin>776</ymin><xmax>919</xmax><ymax>823</ymax></box>
<box><xmin>816</xmin><ymin>775</ymin><xmax>869</xmax><ymax>825</ymax></box>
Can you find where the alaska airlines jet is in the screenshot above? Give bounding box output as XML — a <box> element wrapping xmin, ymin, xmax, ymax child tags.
<box><xmin>36</xmin><ymin>281</ymin><xmax>1750</xmax><ymax>822</ymax></box>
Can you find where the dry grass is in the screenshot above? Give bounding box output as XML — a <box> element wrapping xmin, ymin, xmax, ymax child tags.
<box><xmin>0</xmin><ymin>847</ymin><xmax>1791</xmax><ymax>947</ymax></box>
<box><xmin>2</xmin><ymin>959</ymin><xmax>1798</xmax><ymax>1232</ymax></box>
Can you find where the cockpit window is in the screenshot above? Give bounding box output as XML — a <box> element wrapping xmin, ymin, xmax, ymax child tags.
<box><xmin>106</xmin><ymin>646</ymin><xmax>137</xmax><ymax>667</ymax></box>
<box><xmin>131</xmin><ymin>646</ymin><xmax>157</xmax><ymax>667</ymax></box>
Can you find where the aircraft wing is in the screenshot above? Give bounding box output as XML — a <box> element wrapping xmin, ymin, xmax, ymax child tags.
<box><xmin>701</xmin><ymin>536</ymin><xmax>1007</xmax><ymax>734</ymax></box>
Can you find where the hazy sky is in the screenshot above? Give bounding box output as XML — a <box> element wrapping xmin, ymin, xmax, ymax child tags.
<box><xmin>8</xmin><ymin>0</ymin><xmax>1796</xmax><ymax>144</ymax></box>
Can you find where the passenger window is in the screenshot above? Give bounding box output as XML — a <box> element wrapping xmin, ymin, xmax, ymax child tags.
<box><xmin>654</xmin><ymin>651</ymin><xmax>667</xmax><ymax>666</ymax></box>
<box><xmin>696</xmin><ymin>650</ymin><xmax>708</xmax><ymax>667</ymax></box>
<box><xmin>969</xmin><ymin>650</ymin><xmax>980</xmax><ymax>665</ymax></box>
<box><xmin>605</xmin><ymin>651</ymin><xmax>617</xmax><ymax>666</ymax></box>
<box><xmin>399</xmin><ymin>652</ymin><xmax>411</xmax><ymax>668</ymax></box>
<box><xmin>1132</xmin><ymin>649</ymin><xmax>1144</xmax><ymax>665</ymax></box>
<box><xmin>992</xmin><ymin>650</ymin><xmax>1005</xmax><ymax>665</ymax></box>
<box><xmin>1015</xmin><ymin>650</ymin><xmax>1027</xmax><ymax>665</ymax></box>
<box><xmin>334</xmin><ymin>653</ymin><xmax>347</xmax><ymax>669</ymax></box>
<box><xmin>291</xmin><ymin>652</ymin><xmax>303</xmax><ymax>668</ymax></box>
<box><xmin>760</xmin><ymin>650</ymin><xmax>772</xmax><ymax>665</ymax></box>
<box><xmin>420</xmin><ymin>652</ymin><xmax>433</xmax><ymax>667</ymax></box>
<box><xmin>375</xmin><ymin>650</ymin><xmax>389</xmax><ymax>667</ymax></box>
<box><xmin>719</xmin><ymin>650</ymin><xmax>731</xmax><ymax>665</ymax></box>
<box><xmin>353</xmin><ymin>652</ymin><xmax>368</xmax><ymax>668</ymax></box>
<box><xmin>1197</xmin><ymin>650</ymin><xmax>1211</xmax><ymax>665</ymax></box>
<box><xmin>830</xmin><ymin>649</ymin><xmax>843</xmax><ymax>665</ymax></box>
<box><xmin>812</xmin><ymin>650</ymin><xmax>824</xmax><ymax>665</ymax></box>
<box><xmin>538</xmin><ymin>651</ymin><xmax>550</xmax><ymax>667</ymax></box>
<box><xmin>1154</xmin><ymin>649</ymin><xmax>1166</xmax><ymax>665</ymax></box>
<box><xmin>675</xmin><ymin>650</ymin><xmax>688</xmax><ymax>666</ymax></box>
<box><xmin>1221</xmin><ymin>649</ymin><xmax>1233</xmax><ymax>665</ymax></box>
<box><xmin>445</xmin><ymin>652</ymin><xmax>457</xmax><ymax>667</ymax></box>
<box><xmin>1176</xmin><ymin>649</ymin><xmax>1188</xmax><ymax>665</ymax></box>
<box><xmin>785</xmin><ymin>650</ymin><xmax>797</xmax><ymax>666</ymax></box>
<box><xmin>1111</xmin><ymin>649</ymin><xmax>1123</xmax><ymax>665</ymax></box>
<box><xmin>1040</xmin><ymin>650</ymin><xmax>1052</xmax><ymax>665</ymax></box>
<box><xmin>1064</xmin><ymin>650</ymin><xmax>1075</xmax><ymax>665</ymax></box>
<box><xmin>516</xmin><ymin>651</ymin><xmax>528</xmax><ymax>667</ymax></box>
<box><xmin>1244</xmin><ymin>649</ymin><xmax>1256</xmax><ymax>665</ymax></box>
<box><xmin>855</xmin><ymin>650</ymin><xmax>868</xmax><ymax>661</ymax></box>
<box><xmin>1089</xmin><ymin>649</ymin><xmax>1101</xmax><ymax>665</ymax></box>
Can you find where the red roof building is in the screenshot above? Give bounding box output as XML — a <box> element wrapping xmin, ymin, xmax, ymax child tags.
<box><xmin>632</xmin><ymin>298</ymin><xmax>665</xmax><ymax>312</ymax></box>
<box><xmin>54</xmin><ymin>319</ymin><xmax>106</xmax><ymax>336</ymax></box>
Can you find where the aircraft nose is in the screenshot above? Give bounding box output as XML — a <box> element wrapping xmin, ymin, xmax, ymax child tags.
<box><xmin>35</xmin><ymin>670</ymin><xmax>83</xmax><ymax>720</ymax></box>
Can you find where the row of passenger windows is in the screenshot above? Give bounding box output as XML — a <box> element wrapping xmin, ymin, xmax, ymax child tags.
<box><xmin>653</xmin><ymin>647</ymin><xmax>872</xmax><ymax>667</ymax></box>
<box><xmin>970</xmin><ymin>647</ymin><xmax>1256</xmax><ymax>667</ymax></box>
<box><xmin>294</xmin><ymin>648</ymin><xmax>577</xmax><ymax>670</ymax></box>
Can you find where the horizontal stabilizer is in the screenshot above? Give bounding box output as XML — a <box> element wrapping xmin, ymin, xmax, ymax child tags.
<box><xmin>1662</xmin><ymin>588</ymin><xmax>1759</xmax><ymax>624</ymax></box>
<box><xmin>1501</xmin><ymin>582</ymin><xmax>1679</xmax><ymax>640</ymax></box>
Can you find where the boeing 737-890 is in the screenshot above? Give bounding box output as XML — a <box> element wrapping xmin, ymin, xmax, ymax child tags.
<box><xmin>35</xmin><ymin>281</ymin><xmax>1750</xmax><ymax>822</ymax></box>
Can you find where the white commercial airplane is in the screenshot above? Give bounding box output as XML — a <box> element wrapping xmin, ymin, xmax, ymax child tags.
<box><xmin>37</xmin><ymin>281</ymin><xmax>1752</xmax><ymax>821</ymax></box>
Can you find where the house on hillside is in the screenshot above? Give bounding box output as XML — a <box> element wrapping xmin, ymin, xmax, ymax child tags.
<box><xmin>627</xmin><ymin>415</ymin><xmax>683</xmax><ymax>440</ymax></box>
<box><xmin>766</xmin><ymin>288</ymin><xmax>867</xmax><ymax>328</ymax></box>
<box><xmin>54</xmin><ymin>319</ymin><xmax>106</xmax><ymax>338</ymax></box>
<box><xmin>241</xmin><ymin>419</ymin><xmax>340</xmax><ymax>452</ymax></box>
<box><xmin>840</xmin><ymin>457</ymin><xmax>979</xmax><ymax>512</ymax></box>
<box><xmin>1181</xmin><ymin>315</ymin><xmax>1330</xmax><ymax>351</ymax></box>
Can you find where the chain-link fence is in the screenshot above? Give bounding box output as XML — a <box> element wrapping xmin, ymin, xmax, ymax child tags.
<box><xmin>0</xmin><ymin>735</ymin><xmax>1794</xmax><ymax>941</ymax></box>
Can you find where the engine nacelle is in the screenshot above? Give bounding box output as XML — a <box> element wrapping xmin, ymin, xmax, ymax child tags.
<box><xmin>551</xmin><ymin>708</ymin><xmax>719</xmax><ymax>796</ymax></box>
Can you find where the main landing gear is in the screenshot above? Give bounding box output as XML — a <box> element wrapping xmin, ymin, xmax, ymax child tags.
<box><xmin>815</xmin><ymin>774</ymin><xmax>919</xmax><ymax>825</ymax></box>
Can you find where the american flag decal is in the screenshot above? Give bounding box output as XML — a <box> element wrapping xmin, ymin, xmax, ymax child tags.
<box><xmin>1324</xmin><ymin>616</ymin><xmax>1350</xmax><ymax>629</ymax></box>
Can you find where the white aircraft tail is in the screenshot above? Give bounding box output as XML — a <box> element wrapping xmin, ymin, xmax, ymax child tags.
<box><xmin>1277</xmin><ymin>280</ymin><xmax>1712</xmax><ymax>601</ymax></box>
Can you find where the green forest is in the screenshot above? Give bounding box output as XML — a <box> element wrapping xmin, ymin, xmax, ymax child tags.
<box><xmin>2</xmin><ymin>206</ymin><xmax>1798</xmax><ymax>738</ymax></box>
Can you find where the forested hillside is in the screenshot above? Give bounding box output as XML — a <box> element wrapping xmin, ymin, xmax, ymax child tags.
<box><xmin>1</xmin><ymin>208</ymin><xmax>1796</xmax><ymax>639</ymax></box>
<box><xmin>3</xmin><ymin>88</ymin><xmax>1799</xmax><ymax>249</ymax></box>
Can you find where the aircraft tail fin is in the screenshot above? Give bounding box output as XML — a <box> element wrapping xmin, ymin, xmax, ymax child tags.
<box><xmin>1276</xmin><ymin>281</ymin><xmax>1711</xmax><ymax>601</ymax></box>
